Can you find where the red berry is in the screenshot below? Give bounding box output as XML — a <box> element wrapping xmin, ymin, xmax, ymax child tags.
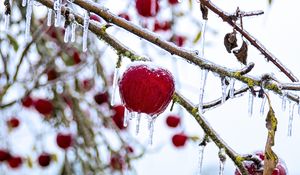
<box><xmin>73</xmin><ymin>51</ymin><xmax>81</xmax><ymax>64</ymax></box>
<box><xmin>0</xmin><ymin>149</ymin><xmax>10</xmax><ymax>162</ymax></box>
<box><xmin>111</xmin><ymin>105</ymin><xmax>126</xmax><ymax>130</ymax></box>
<box><xmin>110</xmin><ymin>154</ymin><xmax>125</xmax><ymax>171</ymax></box>
<box><xmin>22</xmin><ymin>96</ymin><xmax>33</xmax><ymax>108</ymax></box>
<box><xmin>118</xmin><ymin>13</ymin><xmax>131</xmax><ymax>21</ymax></box>
<box><xmin>172</xmin><ymin>133</ymin><xmax>188</xmax><ymax>147</ymax></box>
<box><xmin>166</xmin><ymin>115</ymin><xmax>180</xmax><ymax>128</ymax></box>
<box><xmin>7</xmin><ymin>156</ymin><xmax>22</xmax><ymax>169</ymax></box>
<box><xmin>81</xmin><ymin>79</ymin><xmax>94</xmax><ymax>91</ymax></box>
<box><xmin>38</xmin><ymin>153</ymin><xmax>52</xmax><ymax>167</ymax></box>
<box><xmin>234</xmin><ymin>151</ymin><xmax>287</xmax><ymax>175</ymax></box>
<box><xmin>94</xmin><ymin>92</ymin><xmax>109</xmax><ymax>105</ymax></box>
<box><xmin>34</xmin><ymin>99</ymin><xmax>53</xmax><ymax>115</ymax></box>
<box><xmin>168</xmin><ymin>0</ymin><xmax>180</xmax><ymax>5</ymax></box>
<box><xmin>135</xmin><ymin>0</ymin><xmax>159</xmax><ymax>17</ymax></box>
<box><xmin>171</xmin><ymin>35</ymin><xmax>186</xmax><ymax>47</ymax></box>
<box><xmin>46</xmin><ymin>68</ymin><xmax>58</xmax><ymax>81</ymax></box>
<box><xmin>153</xmin><ymin>20</ymin><xmax>171</xmax><ymax>32</ymax></box>
<box><xmin>7</xmin><ymin>117</ymin><xmax>20</xmax><ymax>129</ymax></box>
<box><xmin>56</xmin><ymin>133</ymin><xmax>73</xmax><ymax>149</ymax></box>
<box><xmin>90</xmin><ymin>14</ymin><xmax>101</xmax><ymax>22</ymax></box>
<box><xmin>119</xmin><ymin>64</ymin><xmax>175</xmax><ymax>116</ymax></box>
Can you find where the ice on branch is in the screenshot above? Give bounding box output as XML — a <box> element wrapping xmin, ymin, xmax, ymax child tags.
<box><xmin>71</xmin><ymin>23</ymin><xmax>76</xmax><ymax>42</ymax></box>
<box><xmin>229</xmin><ymin>78</ymin><xmax>235</xmax><ymax>98</ymax></box>
<box><xmin>4</xmin><ymin>14</ymin><xmax>10</xmax><ymax>32</ymax></box>
<box><xmin>25</xmin><ymin>0</ymin><xmax>33</xmax><ymax>41</ymax></box>
<box><xmin>135</xmin><ymin>113</ymin><xmax>141</xmax><ymax>135</ymax></box>
<box><xmin>198</xmin><ymin>69</ymin><xmax>208</xmax><ymax>114</ymax></box>
<box><xmin>148</xmin><ymin>116</ymin><xmax>157</xmax><ymax>145</ymax></box>
<box><xmin>282</xmin><ymin>91</ymin><xmax>287</xmax><ymax>111</ymax></box>
<box><xmin>199</xmin><ymin>20</ymin><xmax>207</xmax><ymax>57</ymax></box>
<box><xmin>221</xmin><ymin>77</ymin><xmax>228</xmax><ymax>103</ymax></box>
<box><xmin>260</xmin><ymin>95</ymin><xmax>267</xmax><ymax>117</ymax></box>
<box><xmin>22</xmin><ymin>0</ymin><xmax>27</xmax><ymax>7</ymax></box>
<box><xmin>110</xmin><ymin>67</ymin><xmax>119</xmax><ymax>106</ymax></box>
<box><xmin>82</xmin><ymin>11</ymin><xmax>90</xmax><ymax>52</ymax></box>
<box><xmin>288</xmin><ymin>101</ymin><xmax>295</xmax><ymax>136</ymax></box>
<box><xmin>64</xmin><ymin>25</ymin><xmax>71</xmax><ymax>43</ymax></box>
<box><xmin>248</xmin><ymin>90</ymin><xmax>254</xmax><ymax>117</ymax></box>
<box><xmin>198</xmin><ymin>145</ymin><xmax>205</xmax><ymax>175</ymax></box>
<box><xmin>54</xmin><ymin>0</ymin><xmax>62</xmax><ymax>27</ymax></box>
<box><xmin>123</xmin><ymin>108</ymin><xmax>129</xmax><ymax>127</ymax></box>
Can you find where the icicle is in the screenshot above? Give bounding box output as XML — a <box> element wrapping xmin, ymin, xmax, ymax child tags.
<box><xmin>22</xmin><ymin>0</ymin><xmax>27</xmax><ymax>7</ymax></box>
<box><xmin>198</xmin><ymin>145</ymin><xmax>205</xmax><ymax>175</ymax></box>
<box><xmin>82</xmin><ymin>11</ymin><xmax>90</xmax><ymax>52</ymax></box>
<box><xmin>288</xmin><ymin>101</ymin><xmax>295</xmax><ymax>136</ymax></box>
<box><xmin>281</xmin><ymin>91</ymin><xmax>287</xmax><ymax>111</ymax></box>
<box><xmin>148</xmin><ymin>116</ymin><xmax>156</xmax><ymax>145</ymax></box>
<box><xmin>248</xmin><ymin>90</ymin><xmax>254</xmax><ymax>117</ymax></box>
<box><xmin>135</xmin><ymin>113</ymin><xmax>141</xmax><ymax>135</ymax></box>
<box><xmin>123</xmin><ymin>108</ymin><xmax>129</xmax><ymax>127</ymax></box>
<box><xmin>64</xmin><ymin>25</ymin><xmax>70</xmax><ymax>43</ymax></box>
<box><xmin>298</xmin><ymin>101</ymin><xmax>300</xmax><ymax>117</ymax></box>
<box><xmin>260</xmin><ymin>95</ymin><xmax>267</xmax><ymax>117</ymax></box>
<box><xmin>71</xmin><ymin>23</ymin><xmax>76</xmax><ymax>42</ymax></box>
<box><xmin>229</xmin><ymin>78</ymin><xmax>235</xmax><ymax>98</ymax></box>
<box><xmin>4</xmin><ymin>14</ymin><xmax>10</xmax><ymax>32</ymax></box>
<box><xmin>47</xmin><ymin>9</ymin><xmax>52</xmax><ymax>26</ymax></box>
<box><xmin>221</xmin><ymin>78</ymin><xmax>228</xmax><ymax>103</ymax></box>
<box><xmin>25</xmin><ymin>0</ymin><xmax>33</xmax><ymax>41</ymax></box>
<box><xmin>54</xmin><ymin>0</ymin><xmax>61</xmax><ymax>27</ymax></box>
<box><xmin>198</xmin><ymin>69</ymin><xmax>208</xmax><ymax>114</ymax></box>
<box><xmin>199</xmin><ymin>20</ymin><xmax>207</xmax><ymax>57</ymax></box>
<box><xmin>110</xmin><ymin>67</ymin><xmax>119</xmax><ymax>106</ymax></box>
<box><xmin>218</xmin><ymin>148</ymin><xmax>226</xmax><ymax>175</ymax></box>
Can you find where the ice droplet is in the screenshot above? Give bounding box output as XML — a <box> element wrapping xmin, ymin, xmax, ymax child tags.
<box><xmin>82</xmin><ymin>11</ymin><xmax>90</xmax><ymax>52</ymax></box>
<box><xmin>248</xmin><ymin>90</ymin><xmax>254</xmax><ymax>117</ymax></box>
<box><xmin>199</xmin><ymin>20</ymin><xmax>207</xmax><ymax>57</ymax></box>
<box><xmin>71</xmin><ymin>23</ymin><xmax>76</xmax><ymax>42</ymax></box>
<box><xmin>135</xmin><ymin>113</ymin><xmax>141</xmax><ymax>135</ymax></box>
<box><xmin>64</xmin><ymin>25</ymin><xmax>70</xmax><ymax>43</ymax></box>
<box><xmin>282</xmin><ymin>91</ymin><xmax>287</xmax><ymax>111</ymax></box>
<box><xmin>218</xmin><ymin>148</ymin><xmax>226</xmax><ymax>175</ymax></box>
<box><xmin>219</xmin><ymin>161</ymin><xmax>225</xmax><ymax>175</ymax></box>
<box><xmin>148</xmin><ymin>116</ymin><xmax>156</xmax><ymax>145</ymax></box>
<box><xmin>260</xmin><ymin>95</ymin><xmax>267</xmax><ymax>117</ymax></box>
<box><xmin>4</xmin><ymin>14</ymin><xmax>10</xmax><ymax>32</ymax></box>
<box><xmin>110</xmin><ymin>67</ymin><xmax>119</xmax><ymax>106</ymax></box>
<box><xmin>221</xmin><ymin>78</ymin><xmax>228</xmax><ymax>103</ymax></box>
<box><xmin>288</xmin><ymin>101</ymin><xmax>295</xmax><ymax>136</ymax></box>
<box><xmin>198</xmin><ymin>69</ymin><xmax>208</xmax><ymax>114</ymax></box>
<box><xmin>123</xmin><ymin>108</ymin><xmax>129</xmax><ymax>127</ymax></box>
<box><xmin>25</xmin><ymin>0</ymin><xmax>33</xmax><ymax>41</ymax></box>
<box><xmin>197</xmin><ymin>145</ymin><xmax>205</xmax><ymax>175</ymax></box>
<box><xmin>54</xmin><ymin>0</ymin><xmax>62</xmax><ymax>27</ymax></box>
<box><xmin>229</xmin><ymin>78</ymin><xmax>235</xmax><ymax>98</ymax></box>
<box><xmin>47</xmin><ymin>9</ymin><xmax>52</xmax><ymax>26</ymax></box>
<box><xmin>22</xmin><ymin>0</ymin><xmax>27</xmax><ymax>7</ymax></box>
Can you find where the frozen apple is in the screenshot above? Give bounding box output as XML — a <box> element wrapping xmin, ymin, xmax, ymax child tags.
<box><xmin>119</xmin><ymin>64</ymin><xmax>175</xmax><ymax>116</ymax></box>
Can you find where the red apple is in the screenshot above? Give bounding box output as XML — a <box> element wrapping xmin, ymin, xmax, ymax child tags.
<box><xmin>166</xmin><ymin>115</ymin><xmax>180</xmax><ymax>128</ymax></box>
<box><xmin>34</xmin><ymin>99</ymin><xmax>53</xmax><ymax>115</ymax></box>
<box><xmin>94</xmin><ymin>92</ymin><xmax>109</xmax><ymax>105</ymax></box>
<box><xmin>7</xmin><ymin>117</ymin><xmax>20</xmax><ymax>129</ymax></box>
<box><xmin>7</xmin><ymin>156</ymin><xmax>23</xmax><ymax>169</ymax></box>
<box><xmin>56</xmin><ymin>133</ymin><xmax>73</xmax><ymax>150</ymax></box>
<box><xmin>135</xmin><ymin>0</ymin><xmax>159</xmax><ymax>17</ymax></box>
<box><xmin>172</xmin><ymin>133</ymin><xmax>188</xmax><ymax>147</ymax></box>
<box><xmin>38</xmin><ymin>153</ymin><xmax>52</xmax><ymax>167</ymax></box>
<box><xmin>119</xmin><ymin>64</ymin><xmax>175</xmax><ymax>116</ymax></box>
<box><xmin>21</xmin><ymin>96</ymin><xmax>33</xmax><ymax>108</ymax></box>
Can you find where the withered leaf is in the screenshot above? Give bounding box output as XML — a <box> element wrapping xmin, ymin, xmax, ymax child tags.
<box><xmin>224</xmin><ymin>32</ymin><xmax>238</xmax><ymax>53</ymax></box>
<box><xmin>263</xmin><ymin>105</ymin><xmax>278</xmax><ymax>175</ymax></box>
<box><xmin>233</xmin><ymin>41</ymin><xmax>248</xmax><ymax>65</ymax></box>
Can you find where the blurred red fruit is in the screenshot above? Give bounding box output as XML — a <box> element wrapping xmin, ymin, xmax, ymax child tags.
<box><xmin>135</xmin><ymin>0</ymin><xmax>159</xmax><ymax>17</ymax></box>
<box><xmin>153</xmin><ymin>20</ymin><xmax>171</xmax><ymax>32</ymax></box>
<box><xmin>7</xmin><ymin>156</ymin><xmax>22</xmax><ymax>169</ymax></box>
<box><xmin>90</xmin><ymin>14</ymin><xmax>101</xmax><ymax>22</ymax></box>
<box><xmin>22</xmin><ymin>96</ymin><xmax>33</xmax><ymax>108</ymax></box>
<box><xmin>81</xmin><ymin>79</ymin><xmax>94</xmax><ymax>91</ymax></box>
<box><xmin>118</xmin><ymin>13</ymin><xmax>131</xmax><ymax>21</ymax></box>
<box><xmin>234</xmin><ymin>151</ymin><xmax>287</xmax><ymax>175</ymax></box>
<box><xmin>56</xmin><ymin>133</ymin><xmax>73</xmax><ymax>149</ymax></box>
<box><xmin>172</xmin><ymin>133</ymin><xmax>188</xmax><ymax>147</ymax></box>
<box><xmin>110</xmin><ymin>154</ymin><xmax>125</xmax><ymax>171</ymax></box>
<box><xmin>73</xmin><ymin>51</ymin><xmax>81</xmax><ymax>64</ymax></box>
<box><xmin>168</xmin><ymin>0</ymin><xmax>180</xmax><ymax>5</ymax></box>
<box><xmin>166</xmin><ymin>115</ymin><xmax>180</xmax><ymax>128</ymax></box>
<box><xmin>46</xmin><ymin>68</ymin><xmax>58</xmax><ymax>81</ymax></box>
<box><xmin>119</xmin><ymin>64</ymin><xmax>175</xmax><ymax>116</ymax></box>
<box><xmin>7</xmin><ymin>117</ymin><xmax>20</xmax><ymax>129</ymax></box>
<box><xmin>94</xmin><ymin>92</ymin><xmax>109</xmax><ymax>105</ymax></box>
<box><xmin>171</xmin><ymin>35</ymin><xmax>186</xmax><ymax>47</ymax></box>
<box><xmin>38</xmin><ymin>153</ymin><xmax>52</xmax><ymax>167</ymax></box>
<box><xmin>0</xmin><ymin>149</ymin><xmax>10</xmax><ymax>162</ymax></box>
<box><xmin>112</xmin><ymin>105</ymin><xmax>126</xmax><ymax>130</ymax></box>
<box><xmin>34</xmin><ymin>99</ymin><xmax>53</xmax><ymax>115</ymax></box>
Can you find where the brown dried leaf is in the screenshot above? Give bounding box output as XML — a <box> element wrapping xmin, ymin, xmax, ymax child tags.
<box><xmin>224</xmin><ymin>32</ymin><xmax>238</xmax><ymax>53</ymax></box>
<box><xmin>263</xmin><ymin>106</ymin><xmax>278</xmax><ymax>175</ymax></box>
<box><xmin>233</xmin><ymin>41</ymin><xmax>248</xmax><ymax>65</ymax></box>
